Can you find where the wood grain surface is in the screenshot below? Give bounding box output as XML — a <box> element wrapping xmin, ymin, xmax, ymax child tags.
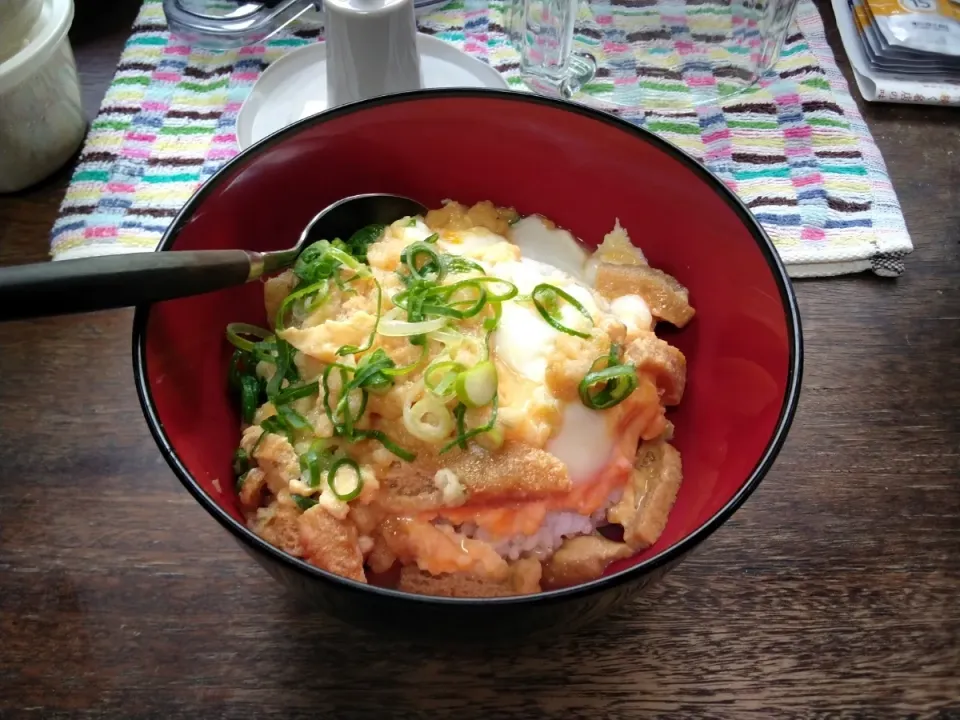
<box><xmin>0</xmin><ymin>1</ymin><xmax>957</xmax><ymax>717</ymax></box>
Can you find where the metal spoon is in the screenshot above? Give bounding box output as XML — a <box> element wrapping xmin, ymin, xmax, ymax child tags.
<box><xmin>0</xmin><ymin>193</ymin><xmax>427</xmax><ymax>322</ymax></box>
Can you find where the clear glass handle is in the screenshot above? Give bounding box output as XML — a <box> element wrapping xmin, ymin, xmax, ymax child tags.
<box><xmin>512</xmin><ymin>0</ymin><xmax>596</xmax><ymax>99</ymax></box>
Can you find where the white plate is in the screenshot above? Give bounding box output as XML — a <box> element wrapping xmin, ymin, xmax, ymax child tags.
<box><xmin>236</xmin><ymin>34</ymin><xmax>508</xmax><ymax>149</ymax></box>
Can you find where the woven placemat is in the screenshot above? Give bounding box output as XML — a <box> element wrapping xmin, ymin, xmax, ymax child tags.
<box><xmin>51</xmin><ymin>0</ymin><xmax>913</xmax><ymax>276</ymax></box>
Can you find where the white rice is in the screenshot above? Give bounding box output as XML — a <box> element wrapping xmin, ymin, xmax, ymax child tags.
<box><xmin>449</xmin><ymin>488</ymin><xmax>624</xmax><ymax>561</ymax></box>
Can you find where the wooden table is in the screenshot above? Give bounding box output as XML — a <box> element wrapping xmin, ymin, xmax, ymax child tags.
<box><xmin>1</xmin><ymin>1</ymin><xmax>957</xmax><ymax>716</ymax></box>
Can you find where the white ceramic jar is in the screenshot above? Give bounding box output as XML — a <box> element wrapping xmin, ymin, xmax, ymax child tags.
<box><xmin>0</xmin><ymin>0</ymin><xmax>86</xmax><ymax>193</ymax></box>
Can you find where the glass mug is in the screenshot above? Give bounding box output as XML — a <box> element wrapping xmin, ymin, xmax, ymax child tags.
<box><xmin>507</xmin><ymin>0</ymin><xmax>802</xmax><ymax>107</ymax></box>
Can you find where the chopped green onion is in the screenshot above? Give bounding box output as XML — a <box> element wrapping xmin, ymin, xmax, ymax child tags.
<box><xmin>327</xmin><ymin>457</ymin><xmax>364</xmax><ymax>502</ymax></box>
<box><xmin>351</xmin><ymin>348</ymin><xmax>396</xmax><ymax>392</ymax></box>
<box><xmin>277</xmin><ymin>405</ymin><xmax>312</xmax><ymax>433</ymax></box>
<box><xmin>291</xmin><ymin>494</ymin><xmax>318</xmax><ymax>511</ymax></box>
<box><xmin>403</xmin><ymin>395</ymin><xmax>455</xmax><ymax>442</ymax></box>
<box><xmin>579</xmin><ymin>362</ymin><xmax>638</xmax><ymax>410</ymax></box>
<box><xmin>240</xmin><ymin>375</ymin><xmax>260</xmax><ymax>424</ymax></box>
<box><xmin>273</xmin><ymin>380</ymin><xmax>320</xmax><ymax>406</ymax></box>
<box><xmin>378</xmin><ymin>315</ymin><xmax>448</xmax><ymax>337</ymax></box>
<box><xmin>353</xmin><ymin>429</ymin><xmax>416</xmax><ymax>462</ymax></box>
<box><xmin>406</xmin><ymin>217</ymin><xmax>418</xmax><ymax>227</ymax></box>
<box><xmin>337</xmin><ymin>277</ymin><xmax>382</xmax><ymax>355</ymax></box>
<box><xmin>441</xmin><ymin>255</ymin><xmax>485</xmax><ymax>275</ymax></box>
<box><xmin>251</xmin><ymin>338</ymin><xmax>279</xmax><ymax>365</ymax></box>
<box><xmin>228</xmin><ymin>349</ymin><xmax>250</xmax><ymax>390</ymax></box>
<box><xmin>467</xmin><ymin>277</ymin><xmax>518</xmax><ymax>302</ymax></box>
<box><xmin>424</xmin><ymin>232</ymin><xmax>439</xmax><ymax>244</ymax></box>
<box><xmin>235</xmin><ymin>471</ymin><xmax>248</xmax><ymax>492</ymax></box>
<box><xmin>226</xmin><ymin>323</ymin><xmax>271</xmax><ymax>352</ymax></box>
<box><xmin>483</xmin><ymin>301</ymin><xmax>503</xmax><ymax>333</ymax></box>
<box><xmin>531</xmin><ymin>283</ymin><xmax>593</xmax><ymax>339</ymax></box>
<box><xmin>322</xmin><ymin>365</ymin><xmax>368</xmax><ymax>438</ymax></box>
<box><xmin>382</xmin><ymin>345</ymin><xmax>428</xmax><ymax>378</ymax></box>
<box><xmin>424</xmin><ymin>360</ymin><xmax>465</xmax><ymax>398</ymax></box>
<box><xmin>259</xmin><ymin>415</ymin><xmax>291</xmax><ymax>440</ymax></box>
<box><xmin>325</xmin><ymin>246</ymin><xmax>369</xmax><ymax>277</ymax></box>
<box><xmin>299</xmin><ymin>439</ymin><xmax>330</xmax><ymax>488</ymax></box>
<box><xmin>265</xmin><ymin>339</ymin><xmax>295</xmax><ymax>399</ymax></box>
<box><xmin>275</xmin><ymin>279</ymin><xmax>330</xmax><ymax>331</ymax></box>
<box><xmin>402</xmin><ymin>242</ymin><xmax>445</xmax><ymax>282</ymax></box>
<box><xmin>232</xmin><ymin>448</ymin><xmax>249</xmax><ymax>476</ymax></box>
<box><xmin>294</xmin><ymin>241</ymin><xmax>343</xmax><ymax>285</ymax></box>
<box><xmin>455</xmin><ymin>361</ymin><xmax>498</xmax><ymax>408</ymax></box>
<box><xmin>440</xmin><ymin>395</ymin><xmax>499</xmax><ymax>454</ymax></box>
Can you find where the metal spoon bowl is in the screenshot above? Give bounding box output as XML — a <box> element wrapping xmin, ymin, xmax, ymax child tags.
<box><xmin>0</xmin><ymin>193</ymin><xmax>427</xmax><ymax>322</ymax></box>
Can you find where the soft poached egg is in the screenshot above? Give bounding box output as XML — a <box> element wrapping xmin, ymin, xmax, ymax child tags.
<box><xmin>389</xmin><ymin>214</ymin><xmax>652</xmax><ymax>487</ymax></box>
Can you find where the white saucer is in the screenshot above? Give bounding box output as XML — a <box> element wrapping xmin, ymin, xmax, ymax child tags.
<box><xmin>236</xmin><ymin>35</ymin><xmax>508</xmax><ymax>149</ymax></box>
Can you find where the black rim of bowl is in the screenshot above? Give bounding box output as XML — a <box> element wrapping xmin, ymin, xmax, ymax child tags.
<box><xmin>132</xmin><ymin>88</ymin><xmax>804</xmax><ymax>608</ymax></box>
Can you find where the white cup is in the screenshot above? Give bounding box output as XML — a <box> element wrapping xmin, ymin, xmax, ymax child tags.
<box><xmin>324</xmin><ymin>0</ymin><xmax>422</xmax><ymax>107</ymax></box>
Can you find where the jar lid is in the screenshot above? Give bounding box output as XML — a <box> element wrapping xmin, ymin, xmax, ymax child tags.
<box><xmin>0</xmin><ymin>0</ymin><xmax>73</xmax><ymax>95</ymax></box>
<box><xmin>0</xmin><ymin>0</ymin><xmax>43</xmax><ymax>64</ymax></box>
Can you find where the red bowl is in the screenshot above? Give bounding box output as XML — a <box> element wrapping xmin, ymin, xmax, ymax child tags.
<box><xmin>133</xmin><ymin>89</ymin><xmax>802</xmax><ymax>639</ymax></box>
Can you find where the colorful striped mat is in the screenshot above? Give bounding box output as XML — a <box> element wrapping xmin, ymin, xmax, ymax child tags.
<box><xmin>50</xmin><ymin>0</ymin><xmax>913</xmax><ymax>276</ymax></box>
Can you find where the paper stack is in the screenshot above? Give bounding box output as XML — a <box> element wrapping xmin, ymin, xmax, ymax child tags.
<box><xmin>832</xmin><ymin>0</ymin><xmax>960</xmax><ymax>105</ymax></box>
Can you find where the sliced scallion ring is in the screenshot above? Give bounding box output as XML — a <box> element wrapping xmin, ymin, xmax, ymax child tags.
<box><xmin>403</xmin><ymin>242</ymin><xmax>445</xmax><ymax>281</ymax></box>
<box><xmin>275</xmin><ymin>279</ymin><xmax>330</xmax><ymax>331</ymax></box>
<box><xmin>327</xmin><ymin>457</ymin><xmax>364</xmax><ymax>502</ymax></box>
<box><xmin>424</xmin><ymin>360</ymin><xmax>466</xmax><ymax>398</ymax></box>
<box><xmin>579</xmin><ymin>364</ymin><xmax>638</xmax><ymax>410</ymax></box>
<box><xmin>531</xmin><ymin>283</ymin><xmax>594</xmax><ymax>339</ymax></box>
<box><xmin>455</xmin><ymin>361</ymin><xmax>498</xmax><ymax>408</ymax></box>
<box><xmin>403</xmin><ymin>395</ymin><xmax>455</xmax><ymax>442</ymax></box>
<box><xmin>226</xmin><ymin>323</ymin><xmax>272</xmax><ymax>352</ymax></box>
<box><xmin>325</xmin><ymin>246</ymin><xmax>369</xmax><ymax>277</ymax></box>
<box><xmin>378</xmin><ymin>315</ymin><xmax>448</xmax><ymax>337</ymax></box>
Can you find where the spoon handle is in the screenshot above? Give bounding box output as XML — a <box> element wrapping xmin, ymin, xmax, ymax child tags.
<box><xmin>0</xmin><ymin>250</ymin><xmax>259</xmax><ymax>322</ymax></box>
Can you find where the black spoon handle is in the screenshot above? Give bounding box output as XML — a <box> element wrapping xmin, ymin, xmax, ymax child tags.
<box><xmin>0</xmin><ymin>250</ymin><xmax>259</xmax><ymax>322</ymax></box>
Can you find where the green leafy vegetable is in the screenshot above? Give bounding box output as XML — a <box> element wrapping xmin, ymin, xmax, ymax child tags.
<box><xmin>345</xmin><ymin>224</ymin><xmax>386</xmax><ymax>264</ymax></box>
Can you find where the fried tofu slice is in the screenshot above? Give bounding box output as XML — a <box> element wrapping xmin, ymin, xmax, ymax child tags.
<box><xmin>424</xmin><ymin>200</ymin><xmax>519</xmax><ymax>237</ymax></box>
<box><xmin>449</xmin><ymin>442</ymin><xmax>571</xmax><ymax>502</ymax></box>
<box><xmin>541</xmin><ymin>535</ymin><xmax>634</xmax><ymax>590</ymax></box>
<box><xmin>238</xmin><ymin>467</ymin><xmax>266</xmax><ymax>511</ymax></box>
<box><xmin>378</xmin><ymin>441</ymin><xmax>572</xmax><ymax>514</ymax></box>
<box><xmin>264</xmin><ymin>270</ymin><xmax>298</xmax><ymax>329</ymax></box>
<box><xmin>608</xmin><ymin>442</ymin><xmax>683</xmax><ymax>550</ymax></box>
<box><xmin>366</xmin><ymin>534</ymin><xmax>398</xmax><ymax>574</ymax></box>
<box><xmin>398</xmin><ymin>557</ymin><xmax>542</xmax><ymax>598</ymax></box>
<box><xmin>624</xmin><ymin>333</ymin><xmax>687</xmax><ymax>406</ymax></box>
<box><xmin>298</xmin><ymin>506</ymin><xmax>366</xmax><ymax>583</ymax></box>
<box><xmin>594</xmin><ymin>261</ymin><xmax>695</xmax><ymax>328</ymax></box>
<box><xmin>381</xmin><ymin>517</ymin><xmax>510</xmax><ymax>582</ymax></box>
<box><xmin>252</xmin><ymin>501</ymin><xmax>303</xmax><ymax>557</ymax></box>
<box><xmin>251</xmin><ymin>431</ymin><xmax>301</xmax><ymax>495</ymax></box>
